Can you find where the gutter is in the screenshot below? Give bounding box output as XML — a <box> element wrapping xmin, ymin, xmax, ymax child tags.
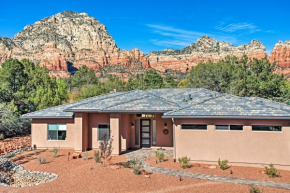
<box><xmin>20</xmin><ymin>116</ymin><xmax>74</xmax><ymax>119</ymax></box>
<box><xmin>65</xmin><ymin>109</ymin><xmax>171</xmax><ymax>113</ymax></box>
<box><xmin>172</xmin><ymin>118</ymin><xmax>177</xmax><ymax>162</ymax></box>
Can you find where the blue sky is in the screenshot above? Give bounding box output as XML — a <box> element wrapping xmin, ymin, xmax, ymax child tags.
<box><xmin>0</xmin><ymin>0</ymin><xmax>289</xmax><ymax>54</ymax></box>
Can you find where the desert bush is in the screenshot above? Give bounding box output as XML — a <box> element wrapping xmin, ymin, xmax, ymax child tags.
<box><xmin>37</xmin><ymin>156</ymin><xmax>46</xmax><ymax>164</ymax></box>
<box><xmin>155</xmin><ymin>151</ymin><xmax>165</xmax><ymax>163</ymax></box>
<box><xmin>0</xmin><ymin>133</ymin><xmax>4</xmax><ymax>140</ymax></box>
<box><xmin>99</xmin><ymin>133</ymin><xmax>113</xmax><ymax>166</ymax></box>
<box><xmin>264</xmin><ymin>164</ymin><xmax>280</xmax><ymax>178</ymax></box>
<box><xmin>131</xmin><ymin>158</ymin><xmax>143</xmax><ymax>175</ymax></box>
<box><xmin>83</xmin><ymin>149</ymin><xmax>90</xmax><ymax>160</ymax></box>
<box><xmin>0</xmin><ymin>103</ymin><xmax>31</xmax><ymax>138</ymax></box>
<box><xmin>249</xmin><ymin>185</ymin><xmax>262</xmax><ymax>193</ymax></box>
<box><xmin>52</xmin><ymin>147</ymin><xmax>59</xmax><ymax>157</ymax></box>
<box><xmin>178</xmin><ymin>156</ymin><xmax>190</xmax><ymax>169</ymax></box>
<box><xmin>94</xmin><ymin>150</ymin><xmax>101</xmax><ymax>163</ymax></box>
<box><xmin>123</xmin><ymin>162</ymin><xmax>131</xmax><ymax>168</ymax></box>
<box><xmin>218</xmin><ymin>158</ymin><xmax>228</xmax><ymax>170</ymax></box>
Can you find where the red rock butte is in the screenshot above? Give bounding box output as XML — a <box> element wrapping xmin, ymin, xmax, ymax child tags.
<box><xmin>0</xmin><ymin>11</ymin><xmax>289</xmax><ymax>79</ymax></box>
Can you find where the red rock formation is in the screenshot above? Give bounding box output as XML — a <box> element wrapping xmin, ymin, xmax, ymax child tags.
<box><xmin>269</xmin><ymin>41</ymin><xmax>290</xmax><ymax>77</ymax></box>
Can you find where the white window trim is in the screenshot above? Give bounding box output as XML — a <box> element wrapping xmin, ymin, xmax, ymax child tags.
<box><xmin>47</xmin><ymin>124</ymin><xmax>67</xmax><ymax>141</ymax></box>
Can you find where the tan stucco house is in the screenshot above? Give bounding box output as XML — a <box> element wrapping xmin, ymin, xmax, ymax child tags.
<box><xmin>22</xmin><ymin>88</ymin><xmax>290</xmax><ymax>169</ymax></box>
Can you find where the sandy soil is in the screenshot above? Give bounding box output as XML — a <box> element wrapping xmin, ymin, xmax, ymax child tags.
<box><xmin>146</xmin><ymin>157</ymin><xmax>290</xmax><ymax>183</ymax></box>
<box><xmin>0</xmin><ymin>149</ymin><xmax>288</xmax><ymax>193</ymax></box>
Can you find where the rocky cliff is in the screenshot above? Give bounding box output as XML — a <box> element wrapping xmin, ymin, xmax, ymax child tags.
<box><xmin>147</xmin><ymin>36</ymin><xmax>267</xmax><ymax>73</ymax></box>
<box><xmin>0</xmin><ymin>11</ymin><xmax>289</xmax><ymax>79</ymax></box>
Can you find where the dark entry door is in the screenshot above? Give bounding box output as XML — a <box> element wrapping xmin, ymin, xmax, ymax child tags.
<box><xmin>141</xmin><ymin>119</ymin><xmax>151</xmax><ymax>148</ymax></box>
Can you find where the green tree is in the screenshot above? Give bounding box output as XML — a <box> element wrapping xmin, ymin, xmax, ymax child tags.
<box><xmin>68</xmin><ymin>65</ymin><xmax>98</xmax><ymax>88</ymax></box>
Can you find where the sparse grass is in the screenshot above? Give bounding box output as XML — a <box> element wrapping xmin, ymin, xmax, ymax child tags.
<box><xmin>83</xmin><ymin>149</ymin><xmax>90</xmax><ymax>160</ymax></box>
<box><xmin>37</xmin><ymin>156</ymin><xmax>46</xmax><ymax>164</ymax></box>
<box><xmin>130</xmin><ymin>158</ymin><xmax>143</xmax><ymax>175</ymax></box>
<box><xmin>0</xmin><ymin>133</ymin><xmax>4</xmax><ymax>140</ymax></box>
<box><xmin>178</xmin><ymin>156</ymin><xmax>190</xmax><ymax>169</ymax></box>
<box><xmin>52</xmin><ymin>147</ymin><xmax>59</xmax><ymax>157</ymax></box>
<box><xmin>94</xmin><ymin>150</ymin><xmax>101</xmax><ymax>163</ymax></box>
<box><xmin>249</xmin><ymin>185</ymin><xmax>262</xmax><ymax>193</ymax></box>
<box><xmin>218</xmin><ymin>158</ymin><xmax>228</xmax><ymax>170</ymax></box>
<box><xmin>265</xmin><ymin>164</ymin><xmax>280</xmax><ymax>178</ymax></box>
<box><xmin>123</xmin><ymin>161</ymin><xmax>131</xmax><ymax>168</ymax></box>
<box><xmin>155</xmin><ymin>151</ymin><xmax>165</xmax><ymax>163</ymax></box>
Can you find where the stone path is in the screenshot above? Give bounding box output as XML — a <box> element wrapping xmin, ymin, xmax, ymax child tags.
<box><xmin>123</xmin><ymin>149</ymin><xmax>290</xmax><ymax>190</ymax></box>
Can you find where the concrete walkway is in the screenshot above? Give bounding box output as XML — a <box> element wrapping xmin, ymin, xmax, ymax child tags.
<box><xmin>123</xmin><ymin>149</ymin><xmax>290</xmax><ymax>190</ymax></box>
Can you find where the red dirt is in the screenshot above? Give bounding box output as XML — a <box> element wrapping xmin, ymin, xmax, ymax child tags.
<box><xmin>0</xmin><ymin>149</ymin><xmax>288</xmax><ymax>193</ymax></box>
<box><xmin>146</xmin><ymin>157</ymin><xmax>290</xmax><ymax>183</ymax></box>
<box><xmin>0</xmin><ymin>136</ymin><xmax>31</xmax><ymax>155</ymax></box>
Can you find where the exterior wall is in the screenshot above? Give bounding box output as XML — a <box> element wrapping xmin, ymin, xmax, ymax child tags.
<box><xmin>110</xmin><ymin>113</ymin><xmax>120</xmax><ymax>155</ymax></box>
<box><xmin>88</xmin><ymin>113</ymin><xmax>110</xmax><ymax>149</ymax></box>
<box><xmin>120</xmin><ymin>114</ymin><xmax>131</xmax><ymax>151</ymax></box>
<box><xmin>130</xmin><ymin>114</ymin><xmax>173</xmax><ymax>148</ymax></box>
<box><xmin>174</xmin><ymin>118</ymin><xmax>290</xmax><ymax>168</ymax></box>
<box><xmin>31</xmin><ymin>119</ymin><xmax>75</xmax><ymax>149</ymax></box>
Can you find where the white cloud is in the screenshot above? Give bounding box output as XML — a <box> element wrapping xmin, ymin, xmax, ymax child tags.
<box><xmin>146</xmin><ymin>24</ymin><xmax>239</xmax><ymax>48</ymax></box>
<box><xmin>215</xmin><ymin>22</ymin><xmax>260</xmax><ymax>34</ymax></box>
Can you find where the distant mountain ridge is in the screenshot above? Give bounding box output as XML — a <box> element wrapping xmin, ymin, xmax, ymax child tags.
<box><xmin>0</xmin><ymin>11</ymin><xmax>289</xmax><ymax>79</ymax></box>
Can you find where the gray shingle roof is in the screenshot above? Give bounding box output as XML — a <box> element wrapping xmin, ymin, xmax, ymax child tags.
<box><xmin>21</xmin><ymin>88</ymin><xmax>290</xmax><ymax>119</ymax></box>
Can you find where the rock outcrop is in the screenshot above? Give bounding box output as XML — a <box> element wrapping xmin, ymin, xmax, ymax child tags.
<box><xmin>147</xmin><ymin>36</ymin><xmax>267</xmax><ymax>73</ymax></box>
<box><xmin>0</xmin><ymin>11</ymin><xmax>288</xmax><ymax>79</ymax></box>
<box><xmin>269</xmin><ymin>40</ymin><xmax>290</xmax><ymax>76</ymax></box>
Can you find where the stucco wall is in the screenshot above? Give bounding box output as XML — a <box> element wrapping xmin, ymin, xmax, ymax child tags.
<box><xmin>174</xmin><ymin>118</ymin><xmax>290</xmax><ymax>167</ymax></box>
<box><xmin>88</xmin><ymin>113</ymin><xmax>110</xmax><ymax>149</ymax></box>
<box><xmin>31</xmin><ymin>119</ymin><xmax>75</xmax><ymax>149</ymax></box>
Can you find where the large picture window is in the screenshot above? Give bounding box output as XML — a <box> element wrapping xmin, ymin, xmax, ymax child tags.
<box><xmin>252</xmin><ymin>125</ymin><xmax>282</xmax><ymax>132</ymax></box>
<box><xmin>48</xmin><ymin>124</ymin><xmax>67</xmax><ymax>140</ymax></box>
<box><xmin>215</xmin><ymin>125</ymin><xmax>243</xmax><ymax>131</ymax></box>
<box><xmin>181</xmin><ymin>124</ymin><xmax>207</xmax><ymax>130</ymax></box>
<box><xmin>98</xmin><ymin>124</ymin><xmax>110</xmax><ymax>140</ymax></box>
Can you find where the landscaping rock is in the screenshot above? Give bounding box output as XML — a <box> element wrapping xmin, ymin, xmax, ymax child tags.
<box><xmin>72</xmin><ymin>153</ymin><xmax>82</xmax><ymax>159</ymax></box>
<box><xmin>209</xmin><ymin>165</ymin><xmax>217</xmax><ymax>169</ymax></box>
<box><xmin>0</xmin><ymin>136</ymin><xmax>31</xmax><ymax>155</ymax></box>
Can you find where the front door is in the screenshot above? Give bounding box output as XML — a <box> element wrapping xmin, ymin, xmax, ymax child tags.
<box><xmin>141</xmin><ymin>119</ymin><xmax>151</xmax><ymax>148</ymax></box>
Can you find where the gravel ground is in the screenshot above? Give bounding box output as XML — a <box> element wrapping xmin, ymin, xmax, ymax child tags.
<box><xmin>146</xmin><ymin>157</ymin><xmax>290</xmax><ymax>183</ymax></box>
<box><xmin>0</xmin><ymin>149</ymin><xmax>288</xmax><ymax>193</ymax></box>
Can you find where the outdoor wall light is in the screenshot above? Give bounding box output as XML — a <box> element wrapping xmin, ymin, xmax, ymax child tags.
<box><xmin>131</xmin><ymin>122</ymin><xmax>134</xmax><ymax>127</ymax></box>
<box><xmin>164</xmin><ymin>122</ymin><xmax>167</xmax><ymax>127</ymax></box>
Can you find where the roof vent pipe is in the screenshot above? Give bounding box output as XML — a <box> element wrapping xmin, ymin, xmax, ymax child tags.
<box><xmin>188</xmin><ymin>94</ymin><xmax>192</xmax><ymax>100</ymax></box>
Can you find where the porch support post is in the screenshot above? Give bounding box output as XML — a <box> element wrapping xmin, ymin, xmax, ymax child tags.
<box><xmin>74</xmin><ymin>113</ymin><xmax>83</xmax><ymax>152</ymax></box>
<box><xmin>110</xmin><ymin>113</ymin><xmax>121</xmax><ymax>155</ymax></box>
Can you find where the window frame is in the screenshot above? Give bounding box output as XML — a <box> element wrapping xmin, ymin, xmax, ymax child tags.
<box><xmin>215</xmin><ymin>125</ymin><xmax>244</xmax><ymax>131</ymax></box>
<box><xmin>252</xmin><ymin>125</ymin><xmax>282</xmax><ymax>132</ymax></box>
<box><xmin>98</xmin><ymin>124</ymin><xmax>110</xmax><ymax>141</ymax></box>
<box><xmin>181</xmin><ymin>124</ymin><xmax>207</xmax><ymax>130</ymax></box>
<box><xmin>47</xmin><ymin>124</ymin><xmax>67</xmax><ymax>141</ymax></box>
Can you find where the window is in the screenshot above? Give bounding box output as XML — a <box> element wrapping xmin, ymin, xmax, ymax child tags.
<box><xmin>216</xmin><ymin>125</ymin><xmax>243</xmax><ymax>131</ymax></box>
<box><xmin>98</xmin><ymin>124</ymin><xmax>110</xmax><ymax>140</ymax></box>
<box><xmin>135</xmin><ymin>120</ymin><xmax>139</xmax><ymax>145</ymax></box>
<box><xmin>152</xmin><ymin>120</ymin><xmax>156</xmax><ymax>146</ymax></box>
<box><xmin>252</xmin><ymin>125</ymin><xmax>282</xmax><ymax>132</ymax></box>
<box><xmin>181</xmin><ymin>124</ymin><xmax>207</xmax><ymax>130</ymax></box>
<box><xmin>48</xmin><ymin>124</ymin><xmax>66</xmax><ymax>140</ymax></box>
<box><xmin>136</xmin><ymin>114</ymin><xmax>155</xmax><ymax>118</ymax></box>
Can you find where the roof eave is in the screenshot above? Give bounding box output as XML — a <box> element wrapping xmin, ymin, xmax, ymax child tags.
<box><xmin>21</xmin><ymin>116</ymin><xmax>74</xmax><ymax>119</ymax></box>
<box><xmin>162</xmin><ymin>115</ymin><xmax>290</xmax><ymax>120</ymax></box>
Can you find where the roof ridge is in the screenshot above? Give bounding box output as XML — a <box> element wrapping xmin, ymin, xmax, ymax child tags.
<box><xmin>165</xmin><ymin>94</ymin><xmax>224</xmax><ymax>115</ymax></box>
<box><xmin>144</xmin><ymin>90</ymin><xmax>178</xmax><ymax>106</ymax></box>
<box><xmin>65</xmin><ymin>90</ymin><xmax>141</xmax><ymax>111</ymax></box>
<box><xmin>100</xmin><ymin>95</ymin><xmax>149</xmax><ymax>111</ymax></box>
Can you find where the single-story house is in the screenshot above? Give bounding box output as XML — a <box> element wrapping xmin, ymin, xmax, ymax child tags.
<box><xmin>22</xmin><ymin>88</ymin><xmax>290</xmax><ymax>169</ymax></box>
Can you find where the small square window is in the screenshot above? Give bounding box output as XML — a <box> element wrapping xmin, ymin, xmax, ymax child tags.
<box><xmin>48</xmin><ymin>124</ymin><xmax>66</xmax><ymax>140</ymax></box>
<box><xmin>98</xmin><ymin>124</ymin><xmax>110</xmax><ymax>140</ymax></box>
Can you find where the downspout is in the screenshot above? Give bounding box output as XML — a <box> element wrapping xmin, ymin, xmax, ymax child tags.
<box><xmin>172</xmin><ymin>118</ymin><xmax>176</xmax><ymax>162</ymax></box>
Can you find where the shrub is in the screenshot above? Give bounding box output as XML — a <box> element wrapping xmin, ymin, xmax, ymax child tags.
<box><xmin>52</xmin><ymin>147</ymin><xmax>59</xmax><ymax>157</ymax></box>
<box><xmin>178</xmin><ymin>156</ymin><xmax>190</xmax><ymax>169</ymax></box>
<box><xmin>131</xmin><ymin>158</ymin><xmax>143</xmax><ymax>175</ymax></box>
<box><xmin>218</xmin><ymin>158</ymin><xmax>228</xmax><ymax>170</ymax></box>
<box><xmin>123</xmin><ymin>162</ymin><xmax>131</xmax><ymax>168</ymax></box>
<box><xmin>155</xmin><ymin>151</ymin><xmax>165</xmax><ymax>163</ymax></box>
<box><xmin>37</xmin><ymin>156</ymin><xmax>46</xmax><ymax>164</ymax></box>
<box><xmin>249</xmin><ymin>185</ymin><xmax>262</xmax><ymax>193</ymax></box>
<box><xmin>94</xmin><ymin>150</ymin><xmax>101</xmax><ymax>163</ymax></box>
<box><xmin>99</xmin><ymin>133</ymin><xmax>113</xmax><ymax>166</ymax></box>
<box><xmin>83</xmin><ymin>149</ymin><xmax>90</xmax><ymax>160</ymax></box>
<box><xmin>0</xmin><ymin>133</ymin><xmax>4</xmax><ymax>140</ymax></box>
<box><xmin>264</xmin><ymin>164</ymin><xmax>280</xmax><ymax>178</ymax></box>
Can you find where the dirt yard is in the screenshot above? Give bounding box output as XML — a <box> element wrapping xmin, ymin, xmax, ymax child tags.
<box><xmin>0</xmin><ymin>149</ymin><xmax>289</xmax><ymax>193</ymax></box>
